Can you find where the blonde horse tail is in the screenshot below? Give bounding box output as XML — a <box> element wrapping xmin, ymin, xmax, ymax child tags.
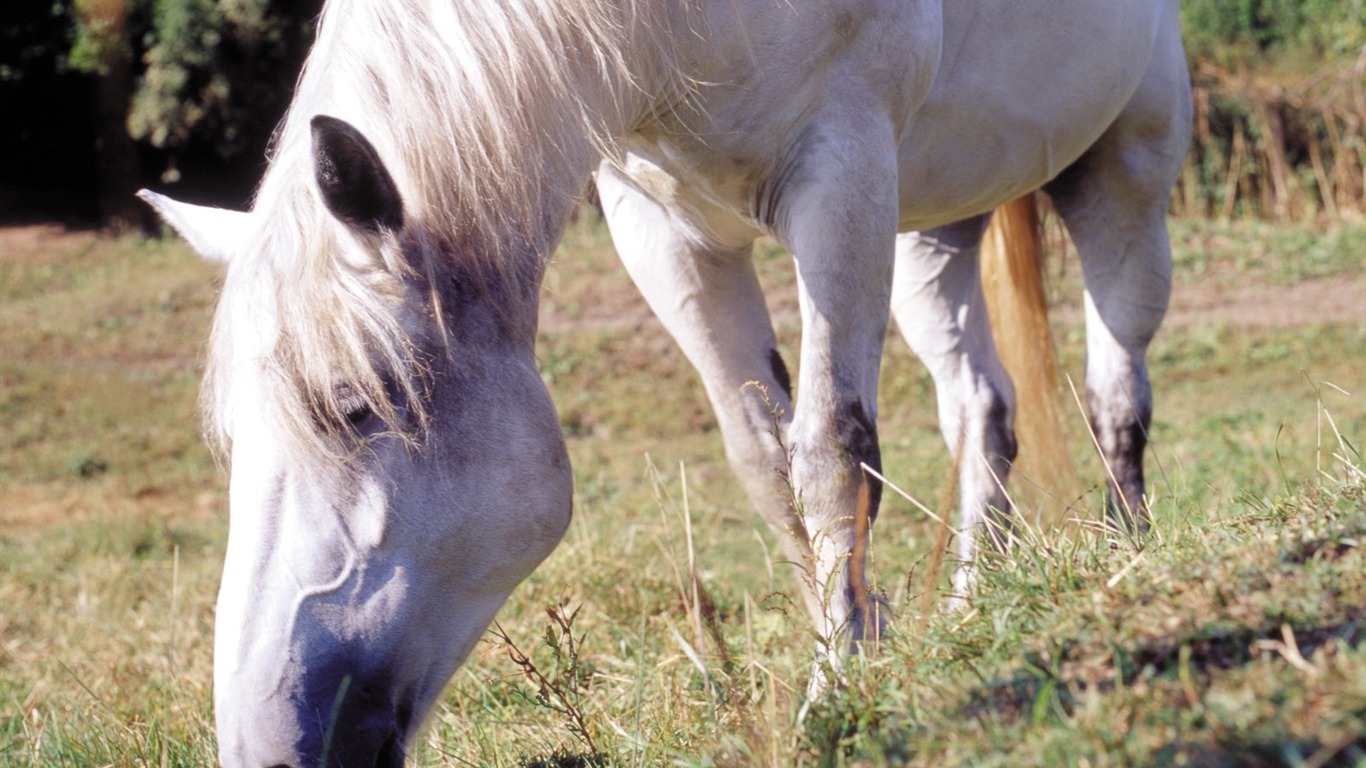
<box><xmin>980</xmin><ymin>194</ymin><xmax>1078</xmax><ymax>516</ymax></box>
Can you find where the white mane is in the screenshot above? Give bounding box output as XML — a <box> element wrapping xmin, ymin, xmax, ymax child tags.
<box><xmin>203</xmin><ymin>0</ymin><xmax>693</xmax><ymax>464</ymax></box>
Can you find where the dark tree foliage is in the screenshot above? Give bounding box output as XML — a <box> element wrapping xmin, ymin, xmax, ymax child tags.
<box><xmin>127</xmin><ymin>0</ymin><xmax>321</xmax><ymax>193</ymax></box>
<box><xmin>2</xmin><ymin>0</ymin><xmax>1364</xmax><ymax>223</ymax></box>
<box><xmin>0</xmin><ymin>1</ymin><xmax>98</xmax><ymax>221</ymax></box>
<box><xmin>1</xmin><ymin>0</ymin><xmax>320</xmax><ymax>221</ymax></box>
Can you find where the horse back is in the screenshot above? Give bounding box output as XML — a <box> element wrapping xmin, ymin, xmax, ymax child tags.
<box><xmin>893</xmin><ymin>0</ymin><xmax>1185</xmax><ymax>230</ymax></box>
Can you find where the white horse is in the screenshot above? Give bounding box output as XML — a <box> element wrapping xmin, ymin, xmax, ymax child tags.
<box><xmin>140</xmin><ymin>0</ymin><xmax>1190</xmax><ymax>763</ymax></box>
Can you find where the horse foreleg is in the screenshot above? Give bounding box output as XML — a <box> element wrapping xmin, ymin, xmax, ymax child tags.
<box><xmin>594</xmin><ymin>164</ymin><xmax>823</xmax><ymax>621</ymax></box>
<box><xmin>773</xmin><ymin>113</ymin><xmax>900</xmax><ymax>662</ymax></box>
<box><xmin>891</xmin><ymin>217</ymin><xmax>1017</xmax><ymax>606</ymax></box>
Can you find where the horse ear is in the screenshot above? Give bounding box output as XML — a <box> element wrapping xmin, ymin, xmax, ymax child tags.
<box><xmin>137</xmin><ymin>190</ymin><xmax>248</xmax><ymax>264</ymax></box>
<box><xmin>311</xmin><ymin>115</ymin><xmax>405</xmax><ymax>233</ymax></box>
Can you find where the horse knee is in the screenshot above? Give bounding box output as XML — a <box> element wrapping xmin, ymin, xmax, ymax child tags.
<box><xmin>791</xmin><ymin>399</ymin><xmax>883</xmax><ymax>519</ymax></box>
<box><xmin>792</xmin><ymin>399</ymin><xmax>879</xmax><ymax>473</ymax></box>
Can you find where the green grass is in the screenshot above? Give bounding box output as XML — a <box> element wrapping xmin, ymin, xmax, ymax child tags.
<box><xmin>1167</xmin><ymin>218</ymin><xmax>1366</xmax><ymax>285</ymax></box>
<box><xmin>0</xmin><ymin>230</ymin><xmax>220</xmax><ymax>493</ymax></box>
<box><xmin>1</xmin><ymin>216</ymin><xmax>1364</xmax><ymax>765</ymax></box>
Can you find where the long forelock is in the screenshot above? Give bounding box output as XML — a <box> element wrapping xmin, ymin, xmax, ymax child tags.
<box><xmin>204</xmin><ymin>182</ymin><xmax>443</xmax><ymax>469</ymax></box>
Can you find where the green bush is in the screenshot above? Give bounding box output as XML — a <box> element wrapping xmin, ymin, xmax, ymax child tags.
<box><xmin>1176</xmin><ymin>0</ymin><xmax>1366</xmax><ymax>220</ymax></box>
<box><xmin>1183</xmin><ymin>0</ymin><xmax>1366</xmax><ymax>68</ymax></box>
<box><xmin>127</xmin><ymin>0</ymin><xmax>315</xmax><ymax>170</ymax></box>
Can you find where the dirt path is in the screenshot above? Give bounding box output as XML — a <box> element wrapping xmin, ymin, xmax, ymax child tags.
<box><xmin>1163</xmin><ymin>272</ymin><xmax>1366</xmax><ymax>328</ymax></box>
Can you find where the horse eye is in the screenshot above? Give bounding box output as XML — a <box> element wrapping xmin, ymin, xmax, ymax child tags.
<box><xmin>332</xmin><ymin>386</ymin><xmax>373</xmax><ymax>428</ymax></box>
<box><xmin>344</xmin><ymin>402</ymin><xmax>373</xmax><ymax>426</ymax></box>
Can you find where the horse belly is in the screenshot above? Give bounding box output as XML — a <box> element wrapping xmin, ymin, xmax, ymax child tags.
<box><xmin>893</xmin><ymin>0</ymin><xmax>1171</xmax><ymax>231</ymax></box>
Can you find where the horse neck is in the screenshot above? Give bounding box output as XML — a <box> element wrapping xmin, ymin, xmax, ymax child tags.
<box><xmin>472</xmin><ymin>4</ymin><xmax>694</xmax><ymax>251</ymax></box>
<box><xmin>268</xmin><ymin>0</ymin><xmax>689</xmax><ymax>265</ymax></box>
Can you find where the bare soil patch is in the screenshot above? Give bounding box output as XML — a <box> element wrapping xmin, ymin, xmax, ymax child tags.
<box><xmin>0</xmin><ymin>223</ymin><xmax>100</xmax><ymax>264</ymax></box>
<box><xmin>1165</xmin><ymin>272</ymin><xmax>1366</xmax><ymax>328</ymax></box>
<box><xmin>0</xmin><ymin>481</ymin><xmax>223</xmax><ymax>534</ymax></box>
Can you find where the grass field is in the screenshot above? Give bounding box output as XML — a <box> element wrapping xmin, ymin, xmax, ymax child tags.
<box><xmin>1</xmin><ymin>214</ymin><xmax>1364</xmax><ymax>766</ymax></box>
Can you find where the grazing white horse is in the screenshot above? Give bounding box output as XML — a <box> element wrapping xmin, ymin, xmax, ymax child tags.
<box><xmin>140</xmin><ymin>0</ymin><xmax>1190</xmax><ymax>763</ymax></box>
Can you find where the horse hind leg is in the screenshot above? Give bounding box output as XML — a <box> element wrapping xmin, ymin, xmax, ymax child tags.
<box><xmin>1044</xmin><ymin>76</ymin><xmax>1190</xmax><ymax>532</ymax></box>
<box><xmin>891</xmin><ymin>215</ymin><xmax>1018</xmax><ymax>605</ymax></box>
<box><xmin>1049</xmin><ymin>172</ymin><xmax>1163</xmax><ymax>531</ymax></box>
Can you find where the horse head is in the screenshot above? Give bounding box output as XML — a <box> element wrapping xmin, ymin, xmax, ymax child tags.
<box><xmin>143</xmin><ymin>115</ymin><xmax>572</xmax><ymax>767</ymax></box>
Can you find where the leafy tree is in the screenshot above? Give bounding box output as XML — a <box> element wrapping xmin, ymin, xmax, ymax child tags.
<box><xmin>128</xmin><ymin>0</ymin><xmax>318</xmax><ymax>183</ymax></box>
<box><xmin>2</xmin><ymin>0</ymin><xmax>317</xmax><ymax>220</ymax></box>
<box><xmin>1183</xmin><ymin>0</ymin><xmax>1366</xmax><ymax>67</ymax></box>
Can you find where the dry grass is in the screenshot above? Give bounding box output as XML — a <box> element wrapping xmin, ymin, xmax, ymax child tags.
<box><xmin>1</xmin><ymin>214</ymin><xmax>1364</xmax><ymax>765</ymax></box>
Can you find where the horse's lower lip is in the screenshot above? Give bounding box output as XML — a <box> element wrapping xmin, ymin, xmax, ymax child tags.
<box><xmin>260</xmin><ymin>727</ymin><xmax>402</xmax><ymax>768</ymax></box>
<box><xmin>377</xmin><ymin>730</ymin><xmax>404</xmax><ymax>768</ymax></box>
<box><xmin>305</xmin><ymin>707</ymin><xmax>407</xmax><ymax>768</ymax></box>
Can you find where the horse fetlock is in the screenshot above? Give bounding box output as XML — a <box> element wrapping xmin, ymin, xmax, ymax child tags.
<box><xmin>847</xmin><ymin>589</ymin><xmax>891</xmax><ymax>653</ymax></box>
<box><xmin>981</xmin><ymin>386</ymin><xmax>1019</xmax><ymax>464</ymax></box>
<box><xmin>1087</xmin><ymin>397</ymin><xmax>1152</xmax><ymax>534</ymax></box>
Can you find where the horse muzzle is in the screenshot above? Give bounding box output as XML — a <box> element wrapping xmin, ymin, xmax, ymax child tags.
<box><xmin>217</xmin><ymin>667</ymin><xmax>413</xmax><ymax>768</ymax></box>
